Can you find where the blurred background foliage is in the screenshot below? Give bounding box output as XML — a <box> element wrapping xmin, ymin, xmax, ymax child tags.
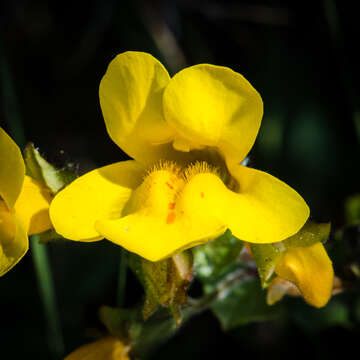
<box><xmin>0</xmin><ymin>0</ymin><xmax>359</xmax><ymax>358</ymax></box>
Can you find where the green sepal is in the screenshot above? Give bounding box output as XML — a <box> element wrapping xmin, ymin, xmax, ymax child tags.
<box><xmin>128</xmin><ymin>251</ymin><xmax>194</xmax><ymax>326</ymax></box>
<box><xmin>283</xmin><ymin>221</ymin><xmax>331</xmax><ymax>248</ymax></box>
<box><xmin>251</xmin><ymin>221</ymin><xmax>331</xmax><ymax>288</ymax></box>
<box><xmin>36</xmin><ymin>229</ymin><xmax>63</xmax><ymax>244</ymax></box>
<box><xmin>194</xmin><ymin>229</ymin><xmax>244</xmax><ymax>280</ymax></box>
<box><xmin>24</xmin><ymin>142</ymin><xmax>77</xmax><ymax>194</ymax></box>
<box><xmin>250</xmin><ymin>243</ymin><xmax>284</xmax><ymax>288</ymax></box>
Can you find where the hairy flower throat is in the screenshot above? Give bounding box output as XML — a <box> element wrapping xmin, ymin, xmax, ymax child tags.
<box><xmin>124</xmin><ymin>161</ymin><xmax>220</xmax><ymax>222</ymax></box>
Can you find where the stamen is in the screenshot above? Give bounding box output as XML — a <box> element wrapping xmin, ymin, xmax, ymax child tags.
<box><xmin>183</xmin><ymin>161</ymin><xmax>220</xmax><ymax>182</ymax></box>
<box><xmin>145</xmin><ymin>160</ymin><xmax>181</xmax><ymax>178</ymax></box>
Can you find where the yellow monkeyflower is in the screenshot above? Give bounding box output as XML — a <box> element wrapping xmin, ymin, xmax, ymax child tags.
<box><xmin>0</xmin><ymin>127</ymin><xmax>52</xmax><ymax>276</ymax></box>
<box><xmin>50</xmin><ymin>51</ymin><xmax>310</xmax><ymax>262</ymax></box>
<box><xmin>64</xmin><ymin>337</ymin><xmax>130</xmax><ymax>360</ymax></box>
<box><xmin>268</xmin><ymin>242</ymin><xmax>334</xmax><ymax>308</ymax></box>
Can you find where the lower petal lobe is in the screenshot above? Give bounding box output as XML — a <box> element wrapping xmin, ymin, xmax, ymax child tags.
<box><xmin>50</xmin><ymin>161</ymin><xmax>145</xmax><ymax>241</ymax></box>
<box><xmin>227</xmin><ymin>165</ymin><xmax>310</xmax><ymax>243</ymax></box>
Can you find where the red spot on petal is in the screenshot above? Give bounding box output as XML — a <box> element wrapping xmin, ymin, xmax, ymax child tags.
<box><xmin>168</xmin><ymin>202</ymin><xmax>175</xmax><ymax>210</ymax></box>
<box><xmin>200</xmin><ymin>192</ymin><xmax>205</xmax><ymax>198</ymax></box>
<box><xmin>166</xmin><ymin>182</ymin><xmax>174</xmax><ymax>190</ymax></box>
<box><xmin>166</xmin><ymin>212</ymin><xmax>176</xmax><ymax>224</ymax></box>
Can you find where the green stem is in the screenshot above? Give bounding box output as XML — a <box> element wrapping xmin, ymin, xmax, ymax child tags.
<box><xmin>31</xmin><ymin>236</ymin><xmax>64</xmax><ymax>358</ymax></box>
<box><xmin>131</xmin><ymin>267</ymin><xmax>257</xmax><ymax>358</ymax></box>
<box><xmin>117</xmin><ymin>248</ymin><xmax>127</xmax><ymax>306</ymax></box>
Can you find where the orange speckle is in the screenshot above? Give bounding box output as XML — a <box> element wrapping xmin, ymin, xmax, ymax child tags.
<box><xmin>168</xmin><ymin>202</ymin><xmax>176</xmax><ymax>210</ymax></box>
<box><xmin>166</xmin><ymin>212</ymin><xmax>176</xmax><ymax>224</ymax></box>
<box><xmin>200</xmin><ymin>192</ymin><xmax>205</xmax><ymax>198</ymax></box>
<box><xmin>165</xmin><ymin>181</ymin><xmax>174</xmax><ymax>190</ymax></box>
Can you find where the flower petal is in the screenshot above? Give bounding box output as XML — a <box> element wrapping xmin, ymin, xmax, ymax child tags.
<box><xmin>163</xmin><ymin>64</ymin><xmax>263</xmax><ymax>164</ymax></box>
<box><xmin>64</xmin><ymin>336</ymin><xmax>130</xmax><ymax>360</ymax></box>
<box><xmin>227</xmin><ymin>165</ymin><xmax>310</xmax><ymax>243</ymax></box>
<box><xmin>95</xmin><ymin>170</ymin><xmax>226</xmax><ymax>261</ymax></box>
<box><xmin>0</xmin><ymin>201</ymin><xmax>28</xmax><ymax>276</ymax></box>
<box><xmin>275</xmin><ymin>243</ymin><xmax>334</xmax><ymax>307</ymax></box>
<box><xmin>0</xmin><ymin>127</ymin><xmax>25</xmax><ymax>209</ymax></box>
<box><xmin>266</xmin><ymin>277</ymin><xmax>300</xmax><ymax>306</ymax></box>
<box><xmin>50</xmin><ymin>161</ymin><xmax>145</xmax><ymax>241</ymax></box>
<box><xmin>99</xmin><ymin>51</ymin><xmax>178</xmax><ymax>164</ymax></box>
<box><xmin>14</xmin><ymin>176</ymin><xmax>52</xmax><ymax>235</ymax></box>
<box><xmin>95</xmin><ymin>164</ymin><xmax>308</xmax><ymax>261</ymax></box>
<box><xmin>95</xmin><ymin>213</ymin><xmax>225</xmax><ymax>262</ymax></box>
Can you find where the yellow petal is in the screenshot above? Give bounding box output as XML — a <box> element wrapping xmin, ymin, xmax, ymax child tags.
<box><xmin>95</xmin><ymin>169</ymin><xmax>226</xmax><ymax>261</ymax></box>
<box><xmin>227</xmin><ymin>165</ymin><xmax>310</xmax><ymax>243</ymax></box>
<box><xmin>14</xmin><ymin>176</ymin><xmax>52</xmax><ymax>235</ymax></box>
<box><xmin>0</xmin><ymin>200</ymin><xmax>28</xmax><ymax>276</ymax></box>
<box><xmin>0</xmin><ymin>127</ymin><xmax>25</xmax><ymax>209</ymax></box>
<box><xmin>50</xmin><ymin>161</ymin><xmax>145</xmax><ymax>241</ymax></box>
<box><xmin>163</xmin><ymin>64</ymin><xmax>263</xmax><ymax>164</ymax></box>
<box><xmin>275</xmin><ymin>242</ymin><xmax>334</xmax><ymax>308</ymax></box>
<box><xmin>64</xmin><ymin>336</ymin><xmax>130</xmax><ymax>360</ymax></box>
<box><xmin>95</xmin><ymin>163</ymin><xmax>308</xmax><ymax>261</ymax></box>
<box><xmin>99</xmin><ymin>51</ymin><xmax>179</xmax><ymax>164</ymax></box>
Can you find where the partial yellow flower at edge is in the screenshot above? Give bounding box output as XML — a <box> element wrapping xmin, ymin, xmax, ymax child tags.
<box><xmin>0</xmin><ymin>127</ymin><xmax>52</xmax><ymax>276</ymax></box>
<box><xmin>14</xmin><ymin>176</ymin><xmax>52</xmax><ymax>235</ymax></box>
<box><xmin>64</xmin><ymin>336</ymin><xmax>130</xmax><ymax>360</ymax></box>
<box><xmin>274</xmin><ymin>242</ymin><xmax>334</xmax><ymax>308</ymax></box>
<box><xmin>50</xmin><ymin>51</ymin><xmax>310</xmax><ymax>262</ymax></box>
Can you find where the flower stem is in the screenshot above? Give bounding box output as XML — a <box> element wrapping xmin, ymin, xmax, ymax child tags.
<box><xmin>117</xmin><ymin>248</ymin><xmax>127</xmax><ymax>306</ymax></box>
<box><xmin>31</xmin><ymin>235</ymin><xmax>64</xmax><ymax>358</ymax></box>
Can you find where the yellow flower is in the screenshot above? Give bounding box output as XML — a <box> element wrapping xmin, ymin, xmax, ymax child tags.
<box><xmin>50</xmin><ymin>51</ymin><xmax>309</xmax><ymax>262</ymax></box>
<box><xmin>269</xmin><ymin>242</ymin><xmax>334</xmax><ymax>307</ymax></box>
<box><xmin>0</xmin><ymin>127</ymin><xmax>52</xmax><ymax>276</ymax></box>
<box><xmin>64</xmin><ymin>337</ymin><xmax>130</xmax><ymax>360</ymax></box>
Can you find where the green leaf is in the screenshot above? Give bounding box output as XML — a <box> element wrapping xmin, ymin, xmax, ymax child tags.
<box><xmin>291</xmin><ymin>298</ymin><xmax>351</xmax><ymax>332</ymax></box>
<box><xmin>210</xmin><ymin>276</ymin><xmax>282</xmax><ymax>330</ymax></box>
<box><xmin>194</xmin><ymin>229</ymin><xmax>244</xmax><ymax>280</ymax></box>
<box><xmin>128</xmin><ymin>251</ymin><xmax>193</xmax><ymax>325</ymax></box>
<box><xmin>24</xmin><ymin>142</ymin><xmax>77</xmax><ymax>194</ymax></box>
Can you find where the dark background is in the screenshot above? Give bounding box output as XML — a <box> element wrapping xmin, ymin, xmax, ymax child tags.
<box><xmin>0</xmin><ymin>0</ymin><xmax>359</xmax><ymax>358</ymax></box>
